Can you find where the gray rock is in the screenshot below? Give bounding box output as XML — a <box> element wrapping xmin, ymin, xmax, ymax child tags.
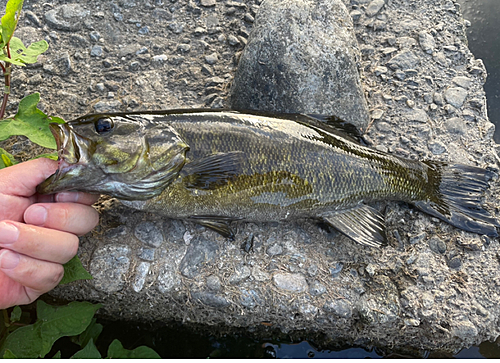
<box><xmin>206</xmin><ymin>275</ymin><xmax>222</xmax><ymax>291</ymax></box>
<box><xmin>90</xmin><ymin>245</ymin><xmax>130</xmax><ymax>293</ymax></box>
<box><xmin>137</xmin><ymin>247</ymin><xmax>156</xmax><ymax>261</ymax></box>
<box><xmin>191</xmin><ymin>291</ymin><xmax>230</xmax><ymax>308</ymax></box>
<box><xmin>428</xmin><ymin>140</ymin><xmax>446</xmax><ymax>155</ymax></box>
<box><xmin>404</xmin><ymin>108</ymin><xmax>428</xmax><ymax>123</ymax></box>
<box><xmin>205</xmin><ymin>52</ymin><xmax>218</xmax><ymax>64</ymax></box>
<box><xmin>240</xmin><ymin>289</ymin><xmax>263</xmax><ymax>308</ymax></box>
<box><xmin>266</xmin><ymin>243</ymin><xmax>283</xmax><ymax>256</ymax></box>
<box><xmin>365</xmin><ymin>0</ymin><xmax>385</xmax><ymax>17</ymax></box>
<box><xmin>330</xmin><ymin>262</ymin><xmax>344</xmax><ymax>277</ymax></box>
<box><xmin>43</xmin><ymin>52</ymin><xmax>71</xmax><ymax>76</ymax></box>
<box><xmin>157</xmin><ymin>263</ymin><xmax>181</xmax><ymax>293</ymax></box>
<box><xmin>227</xmin><ymin>34</ymin><xmax>240</xmax><ymax>46</ymax></box>
<box><xmin>134</xmin><ymin>221</ymin><xmax>164</xmax><ymax>247</ymax></box>
<box><xmin>90</xmin><ymin>45</ymin><xmax>103</xmax><ymax>57</ymax></box>
<box><xmin>230</xmin><ymin>0</ymin><xmax>370</xmax><ymax>130</ymax></box>
<box><xmin>201</xmin><ymin>0</ymin><xmax>216</xmax><ymax>6</ymax></box>
<box><xmin>444</xmin><ymin>87</ymin><xmax>468</xmax><ymax>108</ymax></box>
<box><xmin>273</xmin><ymin>273</ymin><xmax>308</xmax><ymax>293</ymax></box>
<box><xmin>444</xmin><ymin>117</ymin><xmax>467</xmax><ymax>134</ymax></box>
<box><xmin>45</xmin><ymin>4</ymin><xmax>90</xmax><ymax>31</ymax></box>
<box><xmin>448</xmin><ymin>256</ymin><xmax>462</xmax><ymax>270</ymax></box>
<box><xmin>433</xmin><ymin>92</ymin><xmax>444</xmax><ymax>106</ymax></box>
<box><xmin>409</xmin><ymin>232</ymin><xmax>426</xmax><ymax>245</ymax></box>
<box><xmin>428</xmin><ymin>237</ymin><xmax>447</xmax><ymax>254</ymax></box>
<box><xmin>418</xmin><ymin>31</ymin><xmax>435</xmax><ymax>54</ymax></box>
<box><xmin>324</xmin><ymin>299</ymin><xmax>352</xmax><ymax>318</ymax></box>
<box><xmin>229</xmin><ymin>265</ymin><xmax>251</xmax><ymax>284</ymax></box>
<box><xmin>93</xmin><ymin>100</ymin><xmax>123</xmax><ymax>113</ymax></box>
<box><xmin>451</xmin><ymin>320</ymin><xmax>478</xmax><ymax>340</ymax></box>
<box><xmin>387</xmin><ymin>50</ymin><xmax>420</xmax><ymax>70</ymax></box>
<box><xmin>132</xmin><ymin>262</ymin><xmax>150</xmax><ymax>292</ymax></box>
<box><xmin>179</xmin><ymin>237</ymin><xmax>218</xmax><ymax>278</ymax></box>
<box><xmin>309</xmin><ymin>280</ymin><xmax>326</xmax><ymax>296</ymax></box>
<box><xmin>452</xmin><ymin>76</ymin><xmax>472</xmax><ymax>89</ymax></box>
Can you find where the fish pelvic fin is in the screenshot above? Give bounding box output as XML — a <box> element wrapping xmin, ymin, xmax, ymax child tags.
<box><xmin>188</xmin><ymin>215</ymin><xmax>240</xmax><ymax>240</ymax></box>
<box><xmin>322</xmin><ymin>205</ymin><xmax>387</xmax><ymax>248</ymax></box>
<box><xmin>415</xmin><ymin>162</ymin><xmax>499</xmax><ymax>237</ymax></box>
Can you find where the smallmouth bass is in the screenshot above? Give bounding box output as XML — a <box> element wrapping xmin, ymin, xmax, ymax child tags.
<box><xmin>37</xmin><ymin>109</ymin><xmax>499</xmax><ymax>247</ymax></box>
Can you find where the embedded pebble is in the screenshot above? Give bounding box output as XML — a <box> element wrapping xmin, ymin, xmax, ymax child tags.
<box><xmin>201</xmin><ymin>0</ymin><xmax>216</xmax><ymax>6</ymax></box>
<box><xmin>206</xmin><ymin>275</ymin><xmax>222</xmax><ymax>291</ymax></box>
<box><xmin>444</xmin><ymin>87</ymin><xmax>468</xmax><ymax>108</ymax></box>
<box><xmin>428</xmin><ymin>141</ymin><xmax>447</xmax><ymax>155</ymax></box>
<box><xmin>273</xmin><ymin>273</ymin><xmax>308</xmax><ymax>293</ymax></box>
<box><xmin>90</xmin><ymin>45</ymin><xmax>103</xmax><ymax>57</ymax></box>
<box><xmin>267</xmin><ymin>243</ymin><xmax>283</xmax><ymax>256</ymax></box>
<box><xmin>93</xmin><ymin>100</ymin><xmax>122</xmax><ymax>112</ymax></box>
<box><xmin>409</xmin><ymin>232</ymin><xmax>426</xmax><ymax>245</ymax></box>
<box><xmin>448</xmin><ymin>257</ymin><xmax>462</xmax><ymax>270</ymax></box>
<box><xmin>227</xmin><ymin>34</ymin><xmax>240</xmax><ymax>46</ymax></box>
<box><xmin>137</xmin><ymin>247</ymin><xmax>156</xmax><ymax>261</ymax></box>
<box><xmin>451</xmin><ymin>320</ymin><xmax>478</xmax><ymax>340</ymax></box>
<box><xmin>179</xmin><ymin>237</ymin><xmax>218</xmax><ymax>278</ymax></box>
<box><xmin>323</xmin><ymin>300</ymin><xmax>352</xmax><ymax>318</ymax></box>
<box><xmin>240</xmin><ymin>289</ymin><xmax>263</xmax><ymax>308</ymax></box>
<box><xmin>452</xmin><ymin>76</ymin><xmax>472</xmax><ymax>89</ymax></box>
<box><xmin>45</xmin><ymin>4</ymin><xmax>90</xmax><ymax>31</ymax></box>
<box><xmin>387</xmin><ymin>50</ymin><xmax>420</xmax><ymax>70</ymax></box>
<box><xmin>132</xmin><ymin>262</ymin><xmax>150</xmax><ymax>292</ymax></box>
<box><xmin>444</xmin><ymin>117</ymin><xmax>467</xmax><ymax>134</ymax></box>
<box><xmin>90</xmin><ymin>245</ymin><xmax>130</xmax><ymax>293</ymax></box>
<box><xmin>191</xmin><ymin>291</ymin><xmax>230</xmax><ymax>308</ymax></box>
<box><xmin>418</xmin><ymin>31</ymin><xmax>435</xmax><ymax>54</ymax></box>
<box><xmin>365</xmin><ymin>0</ymin><xmax>385</xmax><ymax>17</ymax></box>
<box><xmin>428</xmin><ymin>237</ymin><xmax>447</xmax><ymax>254</ymax></box>
<box><xmin>205</xmin><ymin>52</ymin><xmax>219</xmax><ymax>64</ymax></box>
<box><xmin>157</xmin><ymin>263</ymin><xmax>181</xmax><ymax>293</ymax></box>
<box><xmin>330</xmin><ymin>262</ymin><xmax>344</xmax><ymax>277</ymax></box>
<box><xmin>134</xmin><ymin>221</ymin><xmax>164</xmax><ymax>247</ymax></box>
<box><xmin>229</xmin><ymin>265</ymin><xmax>251</xmax><ymax>284</ymax></box>
<box><xmin>309</xmin><ymin>280</ymin><xmax>326</xmax><ymax>296</ymax></box>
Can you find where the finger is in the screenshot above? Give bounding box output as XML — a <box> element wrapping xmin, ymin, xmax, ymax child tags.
<box><xmin>0</xmin><ymin>158</ymin><xmax>57</xmax><ymax>198</ymax></box>
<box><xmin>0</xmin><ymin>249</ymin><xmax>64</xmax><ymax>301</ymax></box>
<box><xmin>0</xmin><ymin>221</ymin><xmax>79</xmax><ymax>264</ymax></box>
<box><xmin>24</xmin><ymin>202</ymin><xmax>99</xmax><ymax>236</ymax></box>
<box><xmin>36</xmin><ymin>191</ymin><xmax>100</xmax><ymax>206</ymax></box>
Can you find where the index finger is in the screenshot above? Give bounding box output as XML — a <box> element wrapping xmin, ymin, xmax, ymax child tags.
<box><xmin>36</xmin><ymin>191</ymin><xmax>100</xmax><ymax>206</ymax></box>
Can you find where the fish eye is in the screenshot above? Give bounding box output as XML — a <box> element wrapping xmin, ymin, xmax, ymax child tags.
<box><xmin>95</xmin><ymin>117</ymin><xmax>114</xmax><ymax>134</ymax></box>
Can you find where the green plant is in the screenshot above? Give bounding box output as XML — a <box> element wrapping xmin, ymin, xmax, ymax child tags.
<box><xmin>0</xmin><ymin>301</ymin><xmax>161</xmax><ymax>358</ymax></box>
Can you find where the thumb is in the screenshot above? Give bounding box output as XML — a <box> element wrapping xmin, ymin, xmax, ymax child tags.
<box><xmin>0</xmin><ymin>158</ymin><xmax>58</xmax><ymax>197</ymax></box>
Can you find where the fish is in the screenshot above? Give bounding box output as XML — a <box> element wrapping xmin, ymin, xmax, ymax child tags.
<box><xmin>36</xmin><ymin>109</ymin><xmax>499</xmax><ymax>248</ymax></box>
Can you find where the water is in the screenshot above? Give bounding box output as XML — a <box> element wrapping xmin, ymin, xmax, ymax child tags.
<box><xmin>457</xmin><ymin>0</ymin><xmax>500</xmax><ymax>143</ymax></box>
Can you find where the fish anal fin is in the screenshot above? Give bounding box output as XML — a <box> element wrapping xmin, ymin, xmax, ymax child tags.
<box><xmin>322</xmin><ymin>205</ymin><xmax>387</xmax><ymax>248</ymax></box>
<box><xmin>188</xmin><ymin>215</ymin><xmax>239</xmax><ymax>239</ymax></box>
<box><xmin>182</xmin><ymin>151</ymin><xmax>243</xmax><ymax>190</ymax></box>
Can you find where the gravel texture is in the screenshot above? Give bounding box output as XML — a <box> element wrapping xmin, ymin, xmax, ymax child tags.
<box><xmin>1</xmin><ymin>0</ymin><xmax>500</xmax><ymax>355</ymax></box>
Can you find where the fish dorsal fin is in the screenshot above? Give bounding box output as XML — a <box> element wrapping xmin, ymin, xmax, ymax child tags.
<box><xmin>301</xmin><ymin>114</ymin><xmax>364</xmax><ymax>144</ymax></box>
<box><xmin>188</xmin><ymin>215</ymin><xmax>239</xmax><ymax>239</ymax></box>
<box><xmin>322</xmin><ymin>205</ymin><xmax>387</xmax><ymax>248</ymax></box>
<box><xmin>181</xmin><ymin>151</ymin><xmax>244</xmax><ymax>190</ymax></box>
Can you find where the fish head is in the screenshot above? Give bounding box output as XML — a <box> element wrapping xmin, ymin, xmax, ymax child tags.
<box><xmin>37</xmin><ymin>114</ymin><xmax>189</xmax><ymax>200</ymax></box>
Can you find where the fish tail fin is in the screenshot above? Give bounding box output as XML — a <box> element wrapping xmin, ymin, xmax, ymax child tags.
<box><xmin>413</xmin><ymin>162</ymin><xmax>499</xmax><ymax>237</ymax></box>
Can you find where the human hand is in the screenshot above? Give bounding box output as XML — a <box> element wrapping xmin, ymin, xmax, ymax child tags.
<box><xmin>0</xmin><ymin>158</ymin><xmax>99</xmax><ymax>309</ymax></box>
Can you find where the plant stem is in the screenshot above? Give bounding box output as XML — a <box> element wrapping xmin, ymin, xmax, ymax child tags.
<box><xmin>0</xmin><ymin>43</ymin><xmax>12</xmax><ymax>120</ymax></box>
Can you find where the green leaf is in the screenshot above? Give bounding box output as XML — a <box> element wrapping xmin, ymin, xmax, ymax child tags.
<box><xmin>0</xmin><ymin>93</ymin><xmax>65</xmax><ymax>149</ymax></box>
<box><xmin>59</xmin><ymin>255</ymin><xmax>93</xmax><ymax>285</ymax></box>
<box><xmin>4</xmin><ymin>37</ymin><xmax>48</xmax><ymax>65</ymax></box>
<box><xmin>34</xmin><ymin>151</ymin><xmax>58</xmax><ymax>161</ymax></box>
<box><xmin>0</xmin><ymin>0</ymin><xmax>24</xmax><ymax>48</ymax></box>
<box><xmin>3</xmin><ymin>349</ymin><xmax>17</xmax><ymax>358</ymax></box>
<box><xmin>52</xmin><ymin>350</ymin><xmax>61</xmax><ymax>359</ymax></box>
<box><xmin>9</xmin><ymin>306</ymin><xmax>21</xmax><ymax>323</ymax></box>
<box><xmin>107</xmin><ymin>340</ymin><xmax>161</xmax><ymax>359</ymax></box>
<box><xmin>0</xmin><ymin>320</ymin><xmax>44</xmax><ymax>358</ymax></box>
<box><xmin>36</xmin><ymin>300</ymin><xmax>102</xmax><ymax>357</ymax></box>
<box><xmin>71</xmin><ymin>339</ymin><xmax>101</xmax><ymax>359</ymax></box>
<box><xmin>72</xmin><ymin>318</ymin><xmax>103</xmax><ymax>348</ymax></box>
<box><xmin>0</xmin><ymin>147</ymin><xmax>16</xmax><ymax>168</ymax></box>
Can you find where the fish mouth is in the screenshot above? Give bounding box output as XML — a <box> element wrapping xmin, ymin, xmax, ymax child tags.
<box><xmin>37</xmin><ymin>123</ymin><xmax>90</xmax><ymax>195</ymax></box>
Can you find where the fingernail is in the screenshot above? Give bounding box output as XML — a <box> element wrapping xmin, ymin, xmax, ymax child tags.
<box><xmin>56</xmin><ymin>192</ymin><xmax>79</xmax><ymax>203</ymax></box>
<box><xmin>0</xmin><ymin>222</ymin><xmax>19</xmax><ymax>244</ymax></box>
<box><xmin>0</xmin><ymin>250</ymin><xmax>20</xmax><ymax>269</ymax></box>
<box><xmin>26</xmin><ymin>205</ymin><xmax>48</xmax><ymax>225</ymax></box>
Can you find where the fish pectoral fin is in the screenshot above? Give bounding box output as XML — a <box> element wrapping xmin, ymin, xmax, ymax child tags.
<box><xmin>322</xmin><ymin>205</ymin><xmax>387</xmax><ymax>248</ymax></box>
<box><xmin>181</xmin><ymin>151</ymin><xmax>244</xmax><ymax>190</ymax></box>
<box><xmin>188</xmin><ymin>215</ymin><xmax>238</xmax><ymax>239</ymax></box>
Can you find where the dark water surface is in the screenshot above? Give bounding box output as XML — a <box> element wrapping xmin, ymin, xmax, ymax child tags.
<box><xmin>457</xmin><ymin>0</ymin><xmax>500</xmax><ymax>143</ymax></box>
<box><xmin>90</xmin><ymin>0</ymin><xmax>500</xmax><ymax>358</ymax></box>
